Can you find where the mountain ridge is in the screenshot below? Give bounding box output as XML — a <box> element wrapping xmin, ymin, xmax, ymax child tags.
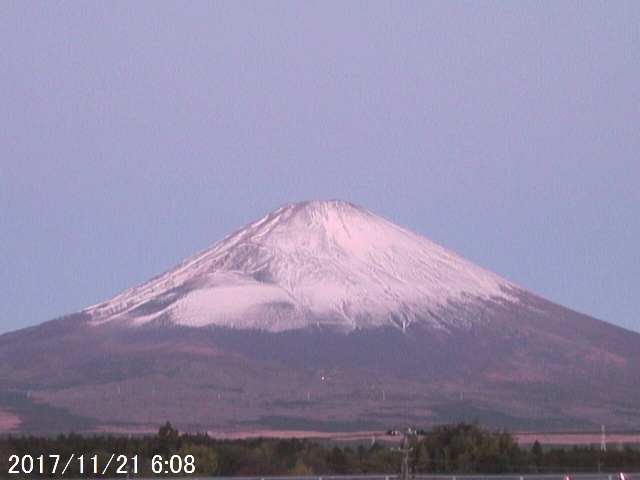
<box><xmin>2</xmin><ymin>200</ymin><xmax>640</xmax><ymax>435</ymax></box>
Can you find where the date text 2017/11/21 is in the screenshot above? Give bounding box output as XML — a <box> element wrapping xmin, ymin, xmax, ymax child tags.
<box><xmin>8</xmin><ymin>454</ymin><xmax>138</xmax><ymax>475</ymax></box>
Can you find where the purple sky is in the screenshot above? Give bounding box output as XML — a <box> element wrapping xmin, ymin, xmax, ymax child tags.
<box><xmin>1</xmin><ymin>2</ymin><xmax>639</xmax><ymax>334</ymax></box>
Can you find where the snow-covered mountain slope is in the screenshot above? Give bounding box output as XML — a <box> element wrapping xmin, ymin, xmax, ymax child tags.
<box><xmin>85</xmin><ymin>200</ymin><xmax>522</xmax><ymax>332</ymax></box>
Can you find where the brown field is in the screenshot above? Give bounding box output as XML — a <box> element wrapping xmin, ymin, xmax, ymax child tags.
<box><xmin>516</xmin><ymin>431</ymin><xmax>640</xmax><ymax>446</ymax></box>
<box><xmin>189</xmin><ymin>429</ymin><xmax>640</xmax><ymax>447</ymax></box>
<box><xmin>188</xmin><ymin>429</ymin><xmax>640</xmax><ymax>448</ymax></box>
<box><xmin>0</xmin><ymin>410</ymin><xmax>21</xmax><ymax>432</ymax></box>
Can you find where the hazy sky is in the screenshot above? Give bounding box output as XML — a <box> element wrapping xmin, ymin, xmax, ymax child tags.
<box><xmin>1</xmin><ymin>2</ymin><xmax>639</xmax><ymax>335</ymax></box>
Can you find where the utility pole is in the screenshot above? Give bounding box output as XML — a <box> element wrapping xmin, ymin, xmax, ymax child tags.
<box><xmin>398</xmin><ymin>428</ymin><xmax>415</xmax><ymax>480</ymax></box>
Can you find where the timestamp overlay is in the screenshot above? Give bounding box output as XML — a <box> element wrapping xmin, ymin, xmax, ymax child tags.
<box><xmin>6</xmin><ymin>454</ymin><xmax>195</xmax><ymax>476</ymax></box>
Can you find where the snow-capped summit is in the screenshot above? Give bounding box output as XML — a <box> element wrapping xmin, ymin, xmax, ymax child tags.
<box><xmin>85</xmin><ymin>200</ymin><xmax>520</xmax><ymax>331</ymax></box>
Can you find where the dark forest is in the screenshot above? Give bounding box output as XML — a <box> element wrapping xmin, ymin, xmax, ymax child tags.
<box><xmin>2</xmin><ymin>422</ymin><xmax>639</xmax><ymax>477</ymax></box>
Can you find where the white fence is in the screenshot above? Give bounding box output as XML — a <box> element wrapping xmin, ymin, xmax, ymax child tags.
<box><xmin>205</xmin><ymin>474</ymin><xmax>640</xmax><ymax>480</ymax></box>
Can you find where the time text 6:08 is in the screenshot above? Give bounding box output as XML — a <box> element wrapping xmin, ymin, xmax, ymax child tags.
<box><xmin>151</xmin><ymin>455</ymin><xmax>195</xmax><ymax>474</ymax></box>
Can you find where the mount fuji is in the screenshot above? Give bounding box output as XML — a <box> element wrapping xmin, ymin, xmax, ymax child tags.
<box><xmin>1</xmin><ymin>200</ymin><xmax>640</xmax><ymax>435</ymax></box>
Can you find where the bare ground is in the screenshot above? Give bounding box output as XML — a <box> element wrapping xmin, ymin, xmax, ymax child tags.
<box><xmin>0</xmin><ymin>410</ymin><xmax>21</xmax><ymax>432</ymax></box>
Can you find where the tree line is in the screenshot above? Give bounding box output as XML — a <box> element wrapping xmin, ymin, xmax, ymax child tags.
<box><xmin>1</xmin><ymin>422</ymin><xmax>639</xmax><ymax>477</ymax></box>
